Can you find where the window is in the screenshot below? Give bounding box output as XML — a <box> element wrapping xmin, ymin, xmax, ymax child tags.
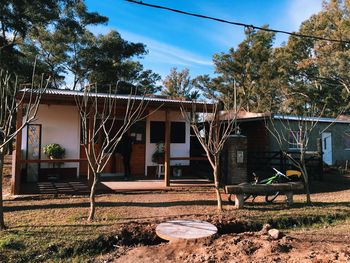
<box><xmin>150</xmin><ymin>121</ymin><xmax>165</xmax><ymax>143</ymax></box>
<box><xmin>288</xmin><ymin>129</ymin><xmax>306</xmax><ymax>149</ymax></box>
<box><xmin>344</xmin><ymin>131</ymin><xmax>350</xmax><ymax>149</ymax></box>
<box><xmin>171</xmin><ymin>122</ymin><xmax>186</xmax><ymax>143</ymax></box>
<box><xmin>130</xmin><ymin>121</ymin><xmax>146</xmax><ymax>144</ymax></box>
<box><xmin>150</xmin><ymin>121</ymin><xmax>186</xmax><ymax>144</ymax></box>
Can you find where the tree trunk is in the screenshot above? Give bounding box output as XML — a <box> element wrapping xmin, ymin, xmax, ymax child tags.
<box><xmin>88</xmin><ymin>172</ymin><xmax>98</xmax><ymax>221</ymax></box>
<box><xmin>213</xmin><ymin>163</ymin><xmax>223</xmax><ymax>212</ymax></box>
<box><xmin>0</xmin><ymin>149</ymin><xmax>6</xmax><ymax>230</ymax></box>
<box><xmin>305</xmin><ymin>181</ymin><xmax>311</xmax><ymax>204</ymax></box>
<box><xmin>301</xmin><ymin>152</ymin><xmax>311</xmax><ymax>205</ymax></box>
<box><xmin>302</xmin><ymin>168</ymin><xmax>312</xmax><ymax>205</ymax></box>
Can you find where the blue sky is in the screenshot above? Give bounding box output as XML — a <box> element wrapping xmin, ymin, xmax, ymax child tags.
<box><xmin>85</xmin><ymin>0</ymin><xmax>323</xmax><ymax>80</ymax></box>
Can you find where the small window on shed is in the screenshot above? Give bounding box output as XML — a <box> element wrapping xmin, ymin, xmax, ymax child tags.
<box><xmin>344</xmin><ymin>131</ymin><xmax>350</xmax><ymax>149</ymax></box>
<box><xmin>288</xmin><ymin>129</ymin><xmax>306</xmax><ymax>150</ymax></box>
<box><xmin>171</xmin><ymin>122</ymin><xmax>186</xmax><ymax>143</ymax></box>
<box><xmin>150</xmin><ymin>121</ymin><xmax>165</xmax><ymax>143</ymax></box>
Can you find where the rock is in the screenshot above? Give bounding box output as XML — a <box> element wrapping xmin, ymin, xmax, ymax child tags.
<box><xmin>260</xmin><ymin>224</ymin><xmax>272</xmax><ymax>235</ymax></box>
<box><xmin>268</xmin><ymin>228</ymin><xmax>283</xmax><ymax>240</ymax></box>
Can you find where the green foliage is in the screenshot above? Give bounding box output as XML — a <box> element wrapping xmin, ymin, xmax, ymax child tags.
<box><xmin>162</xmin><ymin>67</ymin><xmax>199</xmax><ymax>99</ymax></box>
<box><xmin>0</xmin><ymin>235</ymin><xmax>24</xmax><ymax>250</ymax></box>
<box><xmin>266</xmin><ymin>213</ymin><xmax>347</xmax><ymax>229</ymax></box>
<box><xmin>0</xmin><ymin>0</ymin><xmax>160</xmax><ymax>93</ymax></box>
<box><xmin>0</xmin><ymin>0</ymin><xmax>62</xmax><ymax>81</ymax></box>
<box><xmin>43</xmin><ymin>143</ymin><xmax>65</xmax><ymax>159</ymax></box>
<box><xmin>82</xmin><ymin>31</ymin><xmax>161</xmax><ymax>94</ymax></box>
<box><xmin>197</xmin><ymin>26</ymin><xmax>282</xmax><ymax>111</ymax></box>
<box><xmin>196</xmin><ymin>2</ymin><xmax>349</xmax><ymax>116</ymax></box>
<box><xmin>274</xmin><ymin>0</ymin><xmax>350</xmax><ymax>116</ymax></box>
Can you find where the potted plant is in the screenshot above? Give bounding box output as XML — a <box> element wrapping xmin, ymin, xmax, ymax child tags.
<box><xmin>173</xmin><ymin>163</ymin><xmax>182</xmax><ymax>177</ymax></box>
<box><xmin>43</xmin><ymin>143</ymin><xmax>65</xmax><ymax>159</ymax></box>
<box><xmin>152</xmin><ymin>142</ymin><xmax>164</xmax><ymax>164</ymax></box>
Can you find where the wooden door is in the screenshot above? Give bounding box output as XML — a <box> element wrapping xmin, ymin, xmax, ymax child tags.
<box><xmin>130</xmin><ymin>144</ymin><xmax>145</xmax><ymax>175</ymax></box>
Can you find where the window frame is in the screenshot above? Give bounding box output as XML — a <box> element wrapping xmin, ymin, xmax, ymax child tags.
<box><xmin>170</xmin><ymin>121</ymin><xmax>186</xmax><ymax>144</ymax></box>
<box><xmin>150</xmin><ymin>121</ymin><xmax>165</xmax><ymax>144</ymax></box>
<box><xmin>288</xmin><ymin>129</ymin><xmax>306</xmax><ymax>150</ymax></box>
<box><xmin>344</xmin><ymin>131</ymin><xmax>350</xmax><ymax>150</ymax></box>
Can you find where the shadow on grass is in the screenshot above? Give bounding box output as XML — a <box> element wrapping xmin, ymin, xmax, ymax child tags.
<box><xmin>5</xmin><ymin>198</ymin><xmax>350</xmax><ymax>213</ymax></box>
<box><xmin>237</xmin><ymin>200</ymin><xmax>350</xmax><ymax>211</ymax></box>
<box><xmin>309</xmin><ymin>173</ymin><xmax>350</xmax><ymax>194</ymax></box>
<box><xmin>4</xmin><ymin>200</ymin><xmax>219</xmax><ymax>212</ymax></box>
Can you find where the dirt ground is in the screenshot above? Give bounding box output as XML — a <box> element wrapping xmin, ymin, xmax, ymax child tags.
<box><xmin>105</xmin><ymin>226</ymin><xmax>350</xmax><ymax>263</ymax></box>
<box><xmin>2</xmin><ymin>168</ymin><xmax>11</xmax><ymax>197</ymax></box>
<box><xmin>94</xmin><ymin>173</ymin><xmax>350</xmax><ymax>263</ymax></box>
<box><xmin>2</xmin><ymin>171</ymin><xmax>350</xmax><ymax>262</ymax></box>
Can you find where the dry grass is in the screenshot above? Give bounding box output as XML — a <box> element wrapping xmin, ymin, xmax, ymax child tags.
<box><xmin>1</xmin><ymin>173</ymin><xmax>350</xmax><ymax>262</ymax></box>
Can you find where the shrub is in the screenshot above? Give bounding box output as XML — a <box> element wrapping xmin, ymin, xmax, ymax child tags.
<box><xmin>43</xmin><ymin>143</ymin><xmax>65</xmax><ymax>159</ymax></box>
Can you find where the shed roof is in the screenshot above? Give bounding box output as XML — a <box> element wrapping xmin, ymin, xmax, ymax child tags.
<box><xmin>273</xmin><ymin>114</ymin><xmax>350</xmax><ymax>124</ymax></box>
<box><xmin>220</xmin><ymin>110</ymin><xmax>350</xmax><ymax>124</ymax></box>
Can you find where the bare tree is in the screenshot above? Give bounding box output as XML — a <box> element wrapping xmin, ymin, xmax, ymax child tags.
<box><xmin>266</xmin><ymin>116</ymin><xmax>317</xmax><ymax>204</ymax></box>
<box><xmin>0</xmin><ymin>68</ymin><xmax>50</xmax><ymax>230</ymax></box>
<box><xmin>75</xmin><ymin>84</ymin><xmax>149</xmax><ymax>221</ymax></box>
<box><xmin>181</xmin><ymin>102</ymin><xmax>238</xmax><ymax>212</ymax></box>
<box><xmin>266</xmin><ymin>105</ymin><xmax>341</xmax><ymax>205</ymax></box>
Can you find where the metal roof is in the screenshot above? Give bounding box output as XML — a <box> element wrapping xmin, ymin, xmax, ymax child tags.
<box><xmin>232</xmin><ymin>110</ymin><xmax>350</xmax><ymax>124</ymax></box>
<box><xmin>26</xmin><ymin>88</ymin><xmax>208</xmax><ymax>105</ymax></box>
<box><xmin>273</xmin><ymin>114</ymin><xmax>350</xmax><ymax>124</ymax></box>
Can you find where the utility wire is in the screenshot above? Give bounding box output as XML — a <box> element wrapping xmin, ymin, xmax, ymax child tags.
<box><xmin>126</xmin><ymin>0</ymin><xmax>350</xmax><ymax>44</ymax></box>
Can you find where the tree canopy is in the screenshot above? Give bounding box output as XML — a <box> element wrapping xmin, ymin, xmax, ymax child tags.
<box><xmin>162</xmin><ymin>67</ymin><xmax>199</xmax><ymax>99</ymax></box>
<box><xmin>0</xmin><ymin>0</ymin><xmax>160</xmax><ymax>93</ymax></box>
<box><xmin>196</xmin><ymin>0</ymin><xmax>350</xmax><ymax>116</ymax></box>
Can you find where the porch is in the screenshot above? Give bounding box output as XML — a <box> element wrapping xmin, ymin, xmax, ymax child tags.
<box><xmin>12</xmin><ymin>93</ymin><xmax>212</xmax><ymax>195</ymax></box>
<box><xmin>20</xmin><ymin>178</ymin><xmax>214</xmax><ymax>195</ymax></box>
<box><xmin>12</xmin><ymin>153</ymin><xmax>211</xmax><ymax>194</ymax></box>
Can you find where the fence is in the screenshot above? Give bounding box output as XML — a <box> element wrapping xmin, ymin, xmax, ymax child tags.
<box><xmin>247</xmin><ymin>150</ymin><xmax>323</xmax><ymax>181</ymax></box>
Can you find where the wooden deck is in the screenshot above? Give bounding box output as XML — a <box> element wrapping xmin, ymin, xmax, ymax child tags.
<box><xmin>101</xmin><ymin>178</ymin><xmax>213</xmax><ymax>192</ymax></box>
<box><xmin>20</xmin><ymin>178</ymin><xmax>213</xmax><ymax>195</ymax></box>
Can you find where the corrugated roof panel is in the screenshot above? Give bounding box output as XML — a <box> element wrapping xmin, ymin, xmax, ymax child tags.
<box><xmin>31</xmin><ymin>88</ymin><xmax>208</xmax><ymax>105</ymax></box>
<box><xmin>273</xmin><ymin>114</ymin><xmax>350</xmax><ymax>124</ymax></box>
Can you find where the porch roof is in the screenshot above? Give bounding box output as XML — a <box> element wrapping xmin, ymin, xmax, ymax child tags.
<box><xmin>19</xmin><ymin>88</ymin><xmax>212</xmax><ymax>111</ymax></box>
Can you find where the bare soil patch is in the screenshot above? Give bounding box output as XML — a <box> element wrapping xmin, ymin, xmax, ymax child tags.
<box><xmin>104</xmin><ymin>227</ymin><xmax>350</xmax><ymax>263</ymax></box>
<box><xmin>93</xmin><ymin>217</ymin><xmax>350</xmax><ymax>263</ymax></box>
<box><xmin>2</xmin><ymin>167</ymin><xmax>11</xmax><ymax>197</ymax></box>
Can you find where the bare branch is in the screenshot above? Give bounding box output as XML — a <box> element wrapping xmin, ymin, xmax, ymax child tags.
<box><xmin>75</xmin><ymin>83</ymin><xmax>149</xmax><ymax>220</ymax></box>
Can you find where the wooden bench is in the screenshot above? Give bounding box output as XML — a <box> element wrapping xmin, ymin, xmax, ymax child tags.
<box><xmin>225</xmin><ymin>182</ymin><xmax>304</xmax><ymax>208</ymax></box>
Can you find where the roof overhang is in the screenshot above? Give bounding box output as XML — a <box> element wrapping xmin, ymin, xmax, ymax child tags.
<box><xmin>219</xmin><ymin>110</ymin><xmax>350</xmax><ymax>124</ymax></box>
<box><xmin>17</xmin><ymin>88</ymin><xmax>213</xmax><ymax>112</ymax></box>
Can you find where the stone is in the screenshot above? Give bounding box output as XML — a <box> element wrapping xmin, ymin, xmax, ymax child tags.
<box><xmin>260</xmin><ymin>224</ymin><xmax>272</xmax><ymax>235</ymax></box>
<box><xmin>268</xmin><ymin>228</ymin><xmax>283</xmax><ymax>240</ymax></box>
<box><xmin>260</xmin><ymin>223</ymin><xmax>272</xmax><ymax>235</ymax></box>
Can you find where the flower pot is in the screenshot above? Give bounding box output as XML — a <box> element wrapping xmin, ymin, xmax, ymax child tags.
<box><xmin>173</xmin><ymin>167</ymin><xmax>182</xmax><ymax>177</ymax></box>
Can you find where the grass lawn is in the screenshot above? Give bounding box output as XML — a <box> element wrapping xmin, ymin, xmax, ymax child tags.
<box><xmin>1</xmin><ymin>174</ymin><xmax>350</xmax><ymax>262</ymax></box>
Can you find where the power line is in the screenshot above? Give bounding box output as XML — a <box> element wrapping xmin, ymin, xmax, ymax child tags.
<box><xmin>126</xmin><ymin>0</ymin><xmax>350</xmax><ymax>45</ymax></box>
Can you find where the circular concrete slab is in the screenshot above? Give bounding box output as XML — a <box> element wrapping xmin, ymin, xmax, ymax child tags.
<box><xmin>156</xmin><ymin>219</ymin><xmax>217</xmax><ymax>241</ymax></box>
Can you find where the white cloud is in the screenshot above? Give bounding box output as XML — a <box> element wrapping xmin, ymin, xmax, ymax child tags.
<box><xmin>88</xmin><ymin>25</ymin><xmax>213</xmax><ymax>67</ymax></box>
<box><xmin>120</xmin><ymin>30</ymin><xmax>213</xmax><ymax>67</ymax></box>
<box><xmin>288</xmin><ymin>0</ymin><xmax>322</xmax><ymax>29</ymax></box>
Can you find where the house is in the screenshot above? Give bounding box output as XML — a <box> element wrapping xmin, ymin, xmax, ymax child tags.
<box><xmin>11</xmin><ymin>89</ymin><xmax>210</xmax><ymax>194</ymax></box>
<box><xmin>220</xmin><ymin>111</ymin><xmax>350</xmax><ymax>176</ymax></box>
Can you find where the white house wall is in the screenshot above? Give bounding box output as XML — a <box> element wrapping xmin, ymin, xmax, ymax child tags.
<box><xmin>22</xmin><ymin>104</ymin><xmax>80</xmax><ymax>172</ymax></box>
<box><xmin>145</xmin><ymin>110</ymin><xmax>190</xmax><ymax>175</ymax></box>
